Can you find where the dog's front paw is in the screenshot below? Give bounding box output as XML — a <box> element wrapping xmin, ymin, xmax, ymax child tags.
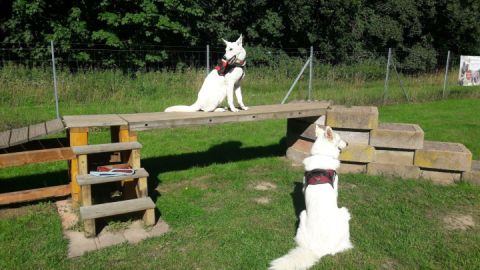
<box><xmin>230</xmin><ymin>107</ymin><xmax>239</xmax><ymax>112</ymax></box>
<box><xmin>241</xmin><ymin>106</ymin><xmax>249</xmax><ymax>111</ymax></box>
<box><xmin>214</xmin><ymin>107</ymin><xmax>226</xmax><ymax>112</ymax></box>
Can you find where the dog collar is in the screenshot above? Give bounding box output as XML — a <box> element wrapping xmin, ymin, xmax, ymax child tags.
<box><xmin>304</xmin><ymin>169</ymin><xmax>336</xmax><ymax>188</ymax></box>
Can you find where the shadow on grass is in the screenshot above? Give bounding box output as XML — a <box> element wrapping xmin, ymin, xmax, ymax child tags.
<box><xmin>290</xmin><ymin>182</ymin><xmax>306</xmax><ymax>233</ymax></box>
<box><xmin>143</xmin><ymin>138</ymin><xmax>287</xmax><ymax>202</ymax></box>
<box><xmin>1</xmin><ymin>137</ymin><xmax>288</xmax><ymax>213</ymax></box>
<box><xmin>0</xmin><ymin>170</ymin><xmax>69</xmax><ymax>193</ymax></box>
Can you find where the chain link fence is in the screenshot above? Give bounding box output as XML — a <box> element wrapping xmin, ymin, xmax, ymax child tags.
<box><xmin>0</xmin><ymin>42</ymin><xmax>475</xmax><ymax>130</ymax></box>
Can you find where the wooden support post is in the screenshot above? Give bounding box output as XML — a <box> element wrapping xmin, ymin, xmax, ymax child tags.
<box><xmin>81</xmin><ymin>185</ymin><xmax>95</xmax><ymax>237</ymax></box>
<box><xmin>138</xmin><ymin>174</ymin><xmax>154</xmax><ymax>225</ymax></box>
<box><xmin>111</xmin><ymin>125</ymin><xmax>130</xmax><ymax>143</ymax></box>
<box><xmin>113</xmin><ymin>126</ymin><xmax>137</xmax><ymax>199</ymax></box>
<box><xmin>143</xmin><ymin>207</ymin><xmax>156</xmax><ymax>226</ymax></box>
<box><xmin>69</xmin><ymin>127</ymin><xmax>88</xmax><ymax>208</ymax></box>
<box><xmin>129</xmin><ymin>130</ymin><xmax>154</xmax><ymax>224</ymax></box>
<box><xmin>79</xmin><ymin>154</ymin><xmax>95</xmax><ymax>237</ymax></box>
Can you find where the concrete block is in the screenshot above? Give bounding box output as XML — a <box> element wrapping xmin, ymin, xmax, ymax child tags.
<box><xmin>414</xmin><ymin>141</ymin><xmax>472</xmax><ymax>171</ymax></box>
<box><xmin>339</xmin><ymin>143</ymin><xmax>375</xmax><ymax>163</ymax></box>
<box><xmin>370</xmin><ymin>123</ymin><xmax>424</xmax><ymax>149</ymax></box>
<box><xmin>374</xmin><ymin>149</ymin><xmax>414</xmax><ymax>165</ymax></box>
<box><xmin>65</xmin><ymin>230</ymin><xmax>98</xmax><ymax>258</ymax></box>
<box><xmin>286</xmin><ymin>139</ymin><xmax>311</xmax><ymax>164</ymax></box>
<box><xmin>95</xmin><ymin>230</ymin><xmax>127</xmax><ymax>249</ymax></box>
<box><xmin>420</xmin><ymin>170</ymin><xmax>461</xmax><ymax>185</ymax></box>
<box><xmin>462</xmin><ymin>160</ymin><xmax>480</xmax><ymax>185</ymax></box>
<box><xmin>147</xmin><ymin>219</ymin><xmax>170</xmax><ymax>237</ymax></box>
<box><xmin>123</xmin><ymin>221</ymin><xmax>150</xmax><ymax>244</ymax></box>
<box><xmin>335</xmin><ymin>129</ymin><xmax>370</xmax><ymax>145</ymax></box>
<box><xmin>297</xmin><ymin>124</ymin><xmax>370</xmax><ymax>145</ymax></box>
<box><xmin>287</xmin><ymin>117</ymin><xmax>321</xmax><ymax>145</ymax></box>
<box><xmin>367</xmin><ymin>163</ymin><xmax>420</xmax><ymax>179</ymax></box>
<box><xmin>326</xmin><ymin>106</ymin><xmax>378</xmax><ymax>130</ymax></box>
<box><xmin>338</xmin><ymin>162</ymin><xmax>367</xmax><ymax>174</ymax></box>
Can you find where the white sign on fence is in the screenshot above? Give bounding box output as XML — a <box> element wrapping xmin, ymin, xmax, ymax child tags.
<box><xmin>458</xmin><ymin>55</ymin><xmax>480</xmax><ymax>86</ymax></box>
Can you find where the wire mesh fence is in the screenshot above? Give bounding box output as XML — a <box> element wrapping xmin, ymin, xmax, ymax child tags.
<box><xmin>0</xmin><ymin>42</ymin><xmax>476</xmax><ymax>130</ymax></box>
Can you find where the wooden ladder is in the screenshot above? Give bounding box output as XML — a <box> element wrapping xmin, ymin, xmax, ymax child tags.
<box><xmin>72</xmin><ymin>141</ymin><xmax>155</xmax><ymax>237</ymax></box>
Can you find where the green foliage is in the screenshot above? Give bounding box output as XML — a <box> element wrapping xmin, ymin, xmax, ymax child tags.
<box><xmin>1</xmin><ymin>0</ymin><xmax>480</xmax><ymax>71</ymax></box>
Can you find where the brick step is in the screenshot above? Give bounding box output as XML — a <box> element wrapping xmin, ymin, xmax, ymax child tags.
<box><xmin>326</xmin><ymin>106</ymin><xmax>378</xmax><ymax>130</ymax></box>
<box><xmin>80</xmin><ymin>197</ymin><xmax>155</xmax><ymax>220</ymax></box>
<box><xmin>286</xmin><ymin>138</ymin><xmax>375</xmax><ymax>164</ymax></box>
<box><xmin>414</xmin><ymin>141</ymin><xmax>472</xmax><ymax>171</ymax></box>
<box><xmin>463</xmin><ymin>160</ymin><xmax>480</xmax><ymax>185</ymax></box>
<box><xmin>71</xmin><ymin>142</ymin><xmax>142</xmax><ymax>155</ymax></box>
<box><xmin>77</xmin><ymin>168</ymin><xmax>149</xmax><ymax>186</ymax></box>
<box><xmin>370</xmin><ymin>123</ymin><xmax>424</xmax><ymax>149</ymax></box>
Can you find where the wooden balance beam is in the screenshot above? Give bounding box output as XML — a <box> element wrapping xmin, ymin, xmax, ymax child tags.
<box><xmin>62</xmin><ymin>101</ymin><xmax>332</xmax><ymax>130</ymax></box>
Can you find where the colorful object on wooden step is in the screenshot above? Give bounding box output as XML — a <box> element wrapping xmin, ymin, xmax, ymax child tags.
<box><xmin>89</xmin><ymin>168</ymin><xmax>135</xmax><ymax>177</ymax></box>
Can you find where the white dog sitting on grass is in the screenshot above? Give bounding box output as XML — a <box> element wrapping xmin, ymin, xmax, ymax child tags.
<box><xmin>269</xmin><ymin>125</ymin><xmax>353</xmax><ymax>270</ymax></box>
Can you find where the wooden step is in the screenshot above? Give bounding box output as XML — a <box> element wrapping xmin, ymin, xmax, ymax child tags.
<box><xmin>71</xmin><ymin>141</ymin><xmax>142</xmax><ymax>155</ymax></box>
<box><xmin>77</xmin><ymin>168</ymin><xmax>149</xmax><ymax>186</ymax></box>
<box><xmin>80</xmin><ymin>197</ymin><xmax>155</xmax><ymax>220</ymax></box>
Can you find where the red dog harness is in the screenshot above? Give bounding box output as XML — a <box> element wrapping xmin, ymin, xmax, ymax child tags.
<box><xmin>215</xmin><ymin>59</ymin><xmax>245</xmax><ymax>76</ymax></box>
<box><xmin>304</xmin><ymin>169</ymin><xmax>336</xmax><ymax>188</ymax></box>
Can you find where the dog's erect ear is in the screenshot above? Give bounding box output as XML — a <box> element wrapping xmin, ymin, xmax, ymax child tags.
<box><xmin>325</xmin><ymin>126</ymin><xmax>334</xmax><ymax>140</ymax></box>
<box><xmin>236</xmin><ymin>34</ymin><xmax>243</xmax><ymax>46</ymax></box>
<box><xmin>222</xmin><ymin>38</ymin><xmax>228</xmax><ymax>45</ymax></box>
<box><xmin>315</xmin><ymin>124</ymin><xmax>324</xmax><ymax>138</ymax></box>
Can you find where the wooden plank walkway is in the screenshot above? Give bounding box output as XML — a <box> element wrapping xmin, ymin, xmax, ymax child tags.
<box><xmin>61</xmin><ymin>101</ymin><xmax>331</xmax><ymax>130</ymax></box>
<box><xmin>63</xmin><ymin>114</ymin><xmax>127</xmax><ymax>128</ymax></box>
<box><xmin>1</xmin><ymin>102</ymin><xmax>330</xmax><ymax>150</ymax></box>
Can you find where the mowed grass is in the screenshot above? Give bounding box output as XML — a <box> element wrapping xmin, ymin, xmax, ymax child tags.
<box><xmin>0</xmin><ymin>96</ymin><xmax>480</xmax><ymax>267</ymax></box>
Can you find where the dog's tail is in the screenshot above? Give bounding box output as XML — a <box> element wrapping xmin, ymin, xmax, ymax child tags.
<box><xmin>164</xmin><ymin>103</ymin><xmax>200</xmax><ymax>112</ymax></box>
<box><xmin>269</xmin><ymin>246</ymin><xmax>319</xmax><ymax>270</ymax></box>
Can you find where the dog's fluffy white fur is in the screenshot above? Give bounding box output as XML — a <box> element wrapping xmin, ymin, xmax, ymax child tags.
<box><xmin>164</xmin><ymin>35</ymin><xmax>248</xmax><ymax>112</ymax></box>
<box><xmin>269</xmin><ymin>126</ymin><xmax>353</xmax><ymax>270</ymax></box>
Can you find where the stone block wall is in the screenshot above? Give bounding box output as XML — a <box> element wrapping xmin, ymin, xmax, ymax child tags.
<box><xmin>286</xmin><ymin>105</ymin><xmax>478</xmax><ymax>185</ymax></box>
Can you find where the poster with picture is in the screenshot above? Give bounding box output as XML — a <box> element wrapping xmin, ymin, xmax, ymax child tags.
<box><xmin>458</xmin><ymin>55</ymin><xmax>480</xmax><ymax>86</ymax></box>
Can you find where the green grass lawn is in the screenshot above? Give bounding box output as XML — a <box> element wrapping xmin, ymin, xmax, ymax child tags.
<box><xmin>1</xmin><ymin>99</ymin><xmax>479</xmax><ymax>269</ymax></box>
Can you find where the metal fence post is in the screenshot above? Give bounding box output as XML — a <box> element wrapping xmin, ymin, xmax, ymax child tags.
<box><xmin>50</xmin><ymin>40</ymin><xmax>60</xmax><ymax>119</ymax></box>
<box><xmin>206</xmin><ymin>44</ymin><xmax>210</xmax><ymax>75</ymax></box>
<box><xmin>281</xmin><ymin>57</ymin><xmax>311</xmax><ymax>104</ymax></box>
<box><xmin>383</xmin><ymin>48</ymin><xmax>392</xmax><ymax>104</ymax></box>
<box><xmin>308</xmin><ymin>46</ymin><xmax>313</xmax><ymax>101</ymax></box>
<box><xmin>443</xmin><ymin>50</ymin><xmax>451</xmax><ymax>98</ymax></box>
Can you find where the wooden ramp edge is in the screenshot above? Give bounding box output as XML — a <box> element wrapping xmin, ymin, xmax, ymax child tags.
<box><xmin>0</xmin><ymin>118</ymin><xmax>65</xmax><ymax>149</ymax></box>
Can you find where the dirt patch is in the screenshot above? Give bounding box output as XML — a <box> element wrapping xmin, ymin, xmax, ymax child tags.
<box><xmin>443</xmin><ymin>213</ymin><xmax>475</xmax><ymax>231</ymax></box>
<box><xmin>381</xmin><ymin>258</ymin><xmax>400</xmax><ymax>269</ymax></box>
<box><xmin>55</xmin><ymin>199</ymin><xmax>79</xmax><ymax>230</ymax></box>
<box><xmin>157</xmin><ymin>174</ymin><xmax>213</xmax><ymax>193</ymax></box>
<box><xmin>253</xmin><ymin>181</ymin><xmax>277</xmax><ymax>191</ymax></box>
<box><xmin>0</xmin><ymin>204</ymin><xmax>52</xmax><ymax>220</ymax></box>
<box><xmin>342</xmin><ymin>183</ymin><xmax>357</xmax><ymax>189</ymax></box>
<box><xmin>0</xmin><ymin>205</ymin><xmax>32</xmax><ymax>219</ymax></box>
<box><xmin>254</xmin><ymin>197</ymin><xmax>271</xmax><ymax>204</ymax></box>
